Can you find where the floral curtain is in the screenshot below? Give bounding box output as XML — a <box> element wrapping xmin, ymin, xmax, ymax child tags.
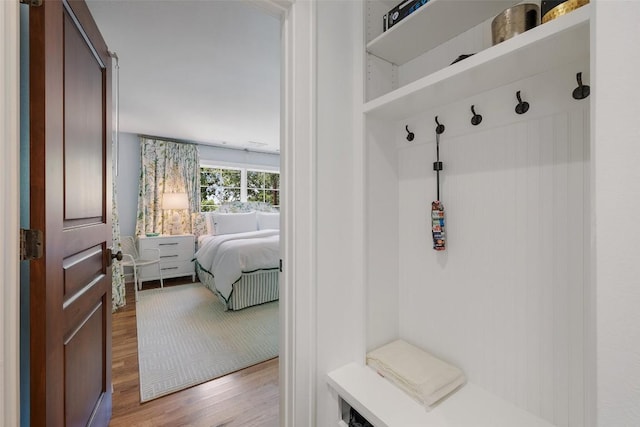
<box><xmin>111</xmin><ymin>54</ymin><xmax>126</xmax><ymax>311</ymax></box>
<box><xmin>135</xmin><ymin>137</ymin><xmax>200</xmax><ymax>236</ymax></box>
<box><xmin>112</xmin><ymin>176</ymin><xmax>126</xmax><ymax>311</ymax></box>
<box><xmin>111</xmin><ymin>132</ymin><xmax>126</xmax><ymax>311</ymax></box>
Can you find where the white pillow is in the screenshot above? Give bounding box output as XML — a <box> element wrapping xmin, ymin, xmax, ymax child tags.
<box><xmin>212</xmin><ymin>211</ymin><xmax>257</xmax><ymax>235</ymax></box>
<box><xmin>257</xmin><ymin>212</ymin><xmax>280</xmax><ymax>230</ymax></box>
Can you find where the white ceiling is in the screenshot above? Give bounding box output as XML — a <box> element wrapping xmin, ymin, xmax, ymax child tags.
<box><xmin>86</xmin><ymin>0</ymin><xmax>281</xmax><ymax>153</ymax></box>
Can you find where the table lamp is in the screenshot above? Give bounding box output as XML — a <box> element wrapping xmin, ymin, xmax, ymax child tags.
<box><xmin>162</xmin><ymin>192</ymin><xmax>189</xmax><ymax>235</ymax></box>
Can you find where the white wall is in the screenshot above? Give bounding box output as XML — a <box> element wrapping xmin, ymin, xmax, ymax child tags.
<box><xmin>593</xmin><ymin>3</ymin><xmax>640</xmax><ymax>426</ymax></box>
<box><xmin>115</xmin><ymin>133</ymin><xmax>141</xmax><ymax>237</ymax></box>
<box><xmin>115</xmin><ymin>132</ymin><xmax>280</xmax><ymax>237</ymax></box>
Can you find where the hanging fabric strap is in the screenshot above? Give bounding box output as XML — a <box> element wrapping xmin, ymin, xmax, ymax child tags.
<box><xmin>434</xmin><ymin>132</ymin><xmax>442</xmax><ymax>199</ymax></box>
<box><xmin>431</xmin><ymin>200</ymin><xmax>445</xmax><ymax>251</ymax></box>
<box><xmin>432</xmin><ymin>126</ymin><xmax>445</xmax><ymax>251</ymax></box>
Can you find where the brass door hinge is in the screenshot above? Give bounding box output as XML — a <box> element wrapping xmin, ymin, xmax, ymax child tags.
<box><xmin>20</xmin><ymin>229</ymin><xmax>43</xmax><ymax>261</ymax></box>
<box><xmin>20</xmin><ymin>0</ymin><xmax>43</xmax><ymax>6</ymax></box>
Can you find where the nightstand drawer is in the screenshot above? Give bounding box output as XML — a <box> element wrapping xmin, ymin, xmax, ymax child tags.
<box><xmin>157</xmin><ymin>242</ymin><xmax>190</xmax><ymax>259</ymax></box>
<box><xmin>140</xmin><ymin>259</ymin><xmax>194</xmax><ymax>278</ymax></box>
<box><xmin>157</xmin><ymin>238</ymin><xmax>191</xmax><ymax>254</ymax></box>
<box><xmin>139</xmin><ymin>236</ymin><xmax>193</xmax><ymax>258</ymax></box>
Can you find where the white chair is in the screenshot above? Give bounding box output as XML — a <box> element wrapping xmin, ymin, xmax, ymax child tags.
<box><xmin>120</xmin><ymin>236</ymin><xmax>164</xmax><ymax>301</ymax></box>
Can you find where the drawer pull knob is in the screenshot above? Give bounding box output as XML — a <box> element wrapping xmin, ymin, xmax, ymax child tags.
<box><xmin>159</xmin><ymin>242</ymin><xmax>179</xmax><ymax>246</ymax></box>
<box><xmin>160</xmin><ymin>255</ymin><xmax>179</xmax><ymax>258</ymax></box>
<box><xmin>161</xmin><ymin>267</ymin><xmax>179</xmax><ymax>271</ymax></box>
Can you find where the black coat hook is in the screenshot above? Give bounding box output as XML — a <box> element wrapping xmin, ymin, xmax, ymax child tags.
<box><xmin>405</xmin><ymin>125</ymin><xmax>415</xmax><ymax>142</ymax></box>
<box><xmin>515</xmin><ymin>91</ymin><xmax>529</xmax><ymax>115</ymax></box>
<box><xmin>470</xmin><ymin>105</ymin><xmax>483</xmax><ymax>126</ymax></box>
<box><xmin>572</xmin><ymin>72</ymin><xmax>590</xmax><ymax>100</ymax></box>
<box><xmin>435</xmin><ymin>116</ymin><xmax>445</xmax><ymax>135</ymax></box>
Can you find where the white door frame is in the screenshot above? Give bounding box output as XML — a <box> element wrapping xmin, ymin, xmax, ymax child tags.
<box><xmin>1</xmin><ymin>0</ymin><xmax>21</xmax><ymax>426</ymax></box>
<box><xmin>262</xmin><ymin>0</ymin><xmax>317</xmax><ymax>425</ymax></box>
<box><xmin>251</xmin><ymin>0</ymin><xmax>317</xmax><ymax>424</ymax></box>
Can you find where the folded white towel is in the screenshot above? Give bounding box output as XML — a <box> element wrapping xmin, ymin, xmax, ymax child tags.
<box><xmin>366</xmin><ymin>339</ymin><xmax>466</xmax><ymax>410</ymax></box>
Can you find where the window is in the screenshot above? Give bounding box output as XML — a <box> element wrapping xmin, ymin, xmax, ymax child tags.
<box><xmin>200</xmin><ymin>167</ymin><xmax>242</xmax><ymax>212</ymax></box>
<box><xmin>200</xmin><ymin>166</ymin><xmax>280</xmax><ymax>211</ymax></box>
<box><xmin>248</xmin><ymin>170</ymin><xmax>280</xmax><ymax>208</ymax></box>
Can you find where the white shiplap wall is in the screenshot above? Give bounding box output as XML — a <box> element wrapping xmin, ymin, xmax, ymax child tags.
<box><xmin>366</xmin><ymin>117</ymin><xmax>400</xmax><ymax>352</ymax></box>
<box><xmin>372</xmin><ymin>60</ymin><xmax>589</xmax><ymax>426</ymax></box>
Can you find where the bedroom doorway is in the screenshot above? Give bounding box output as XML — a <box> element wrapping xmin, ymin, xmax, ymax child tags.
<box><xmin>80</xmin><ymin>1</ymin><xmax>302</xmax><ymax>424</ymax></box>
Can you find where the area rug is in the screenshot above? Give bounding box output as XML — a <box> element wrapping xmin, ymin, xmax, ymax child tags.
<box><xmin>136</xmin><ymin>283</ymin><xmax>278</xmax><ymax>402</ymax></box>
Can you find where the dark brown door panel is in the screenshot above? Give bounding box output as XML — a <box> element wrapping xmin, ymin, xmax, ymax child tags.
<box><xmin>30</xmin><ymin>0</ymin><xmax>112</xmax><ymax>425</ymax></box>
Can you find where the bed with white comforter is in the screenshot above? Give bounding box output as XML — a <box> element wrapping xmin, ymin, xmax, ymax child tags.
<box><xmin>194</xmin><ymin>229</ymin><xmax>280</xmax><ymax>310</ymax></box>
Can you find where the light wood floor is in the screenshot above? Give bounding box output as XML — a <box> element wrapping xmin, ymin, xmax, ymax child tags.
<box><xmin>109</xmin><ymin>279</ymin><xmax>279</xmax><ymax>427</ymax></box>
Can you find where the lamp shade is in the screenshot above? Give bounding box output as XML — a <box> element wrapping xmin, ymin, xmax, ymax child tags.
<box><xmin>162</xmin><ymin>192</ymin><xmax>189</xmax><ymax>210</ymax></box>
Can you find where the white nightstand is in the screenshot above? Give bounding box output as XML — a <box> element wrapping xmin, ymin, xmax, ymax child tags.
<box><xmin>137</xmin><ymin>234</ymin><xmax>195</xmax><ymax>288</ymax></box>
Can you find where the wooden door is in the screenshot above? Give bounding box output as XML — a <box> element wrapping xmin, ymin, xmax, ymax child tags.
<box><xmin>30</xmin><ymin>0</ymin><xmax>113</xmax><ymax>425</ymax></box>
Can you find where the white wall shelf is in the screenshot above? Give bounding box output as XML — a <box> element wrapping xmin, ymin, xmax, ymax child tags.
<box><xmin>328</xmin><ymin>363</ymin><xmax>556</xmax><ymax>427</ymax></box>
<box><xmin>367</xmin><ymin>0</ymin><xmax>519</xmax><ymax>66</ymax></box>
<box><xmin>364</xmin><ymin>5</ymin><xmax>590</xmax><ymax>121</ymax></box>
